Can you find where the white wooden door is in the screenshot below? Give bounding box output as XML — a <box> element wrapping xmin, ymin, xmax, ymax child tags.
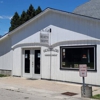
<box><xmin>23</xmin><ymin>49</ymin><xmax>33</xmax><ymax>78</ymax></box>
<box><xmin>23</xmin><ymin>49</ymin><xmax>41</xmax><ymax>79</ymax></box>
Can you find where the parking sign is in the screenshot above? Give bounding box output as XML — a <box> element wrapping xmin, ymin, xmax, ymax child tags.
<box><xmin>79</xmin><ymin>64</ymin><xmax>87</xmax><ymax>77</ymax></box>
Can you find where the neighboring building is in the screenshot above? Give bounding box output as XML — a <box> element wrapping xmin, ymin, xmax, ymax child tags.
<box><xmin>0</xmin><ymin>8</ymin><xmax>100</xmax><ymax>85</ymax></box>
<box><xmin>73</xmin><ymin>0</ymin><xmax>100</xmax><ymax>19</ymax></box>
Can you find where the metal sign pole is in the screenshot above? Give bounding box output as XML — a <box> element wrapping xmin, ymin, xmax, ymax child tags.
<box><xmin>49</xmin><ymin>29</ymin><xmax>51</xmax><ymax>79</ymax></box>
<box><xmin>40</xmin><ymin>28</ymin><xmax>52</xmax><ymax>79</ymax></box>
<box><xmin>83</xmin><ymin>77</ymin><xmax>85</xmax><ymax>96</ymax></box>
<box><xmin>79</xmin><ymin>64</ymin><xmax>87</xmax><ymax>97</ymax></box>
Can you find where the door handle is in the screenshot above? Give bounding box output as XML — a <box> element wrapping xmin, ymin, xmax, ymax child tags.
<box><xmin>32</xmin><ymin>62</ymin><xmax>33</xmax><ymax>66</ymax></box>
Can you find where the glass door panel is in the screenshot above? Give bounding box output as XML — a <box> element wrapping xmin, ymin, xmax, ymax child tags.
<box><xmin>25</xmin><ymin>50</ymin><xmax>30</xmax><ymax>73</ymax></box>
<box><xmin>34</xmin><ymin>50</ymin><xmax>40</xmax><ymax>74</ymax></box>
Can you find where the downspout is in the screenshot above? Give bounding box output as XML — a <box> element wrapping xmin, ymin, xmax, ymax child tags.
<box><xmin>49</xmin><ymin>28</ymin><xmax>52</xmax><ymax>79</ymax></box>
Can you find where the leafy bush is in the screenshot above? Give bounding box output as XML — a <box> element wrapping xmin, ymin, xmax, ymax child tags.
<box><xmin>0</xmin><ymin>74</ymin><xmax>7</xmax><ymax>77</ymax></box>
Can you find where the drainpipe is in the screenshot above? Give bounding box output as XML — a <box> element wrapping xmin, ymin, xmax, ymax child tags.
<box><xmin>49</xmin><ymin>28</ymin><xmax>52</xmax><ymax>79</ymax></box>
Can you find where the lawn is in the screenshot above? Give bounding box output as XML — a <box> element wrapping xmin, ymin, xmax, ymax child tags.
<box><xmin>92</xmin><ymin>94</ymin><xmax>100</xmax><ymax>99</ymax></box>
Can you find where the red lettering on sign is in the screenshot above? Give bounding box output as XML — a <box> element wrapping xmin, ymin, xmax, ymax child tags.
<box><xmin>79</xmin><ymin>64</ymin><xmax>87</xmax><ymax>77</ymax></box>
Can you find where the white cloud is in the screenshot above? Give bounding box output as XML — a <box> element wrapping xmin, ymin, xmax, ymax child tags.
<box><xmin>0</xmin><ymin>16</ymin><xmax>3</xmax><ymax>19</ymax></box>
<box><xmin>9</xmin><ymin>16</ymin><xmax>12</xmax><ymax>20</ymax></box>
<box><xmin>4</xmin><ymin>31</ymin><xmax>8</xmax><ymax>34</ymax></box>
<box><xmin>0</xmin><ymin>16</ymin><xmax>12</xmax><ymax>20</ymax></box>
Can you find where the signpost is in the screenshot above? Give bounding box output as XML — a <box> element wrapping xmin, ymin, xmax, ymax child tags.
<box><xmin>79</xmin><ymin>64</ymin><xmax>87</xmax><ymax>96</ymax></box>
<box><xmin>40</xmin><ymin>28</ymin><xmax>52</xmax><ymax>79</ymax></box>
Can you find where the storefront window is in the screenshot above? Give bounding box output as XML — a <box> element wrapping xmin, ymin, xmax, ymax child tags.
<box><xmin>60</xmin><ymin>46</ymin><xmax>96</xmax><ymax>71</ymax></box>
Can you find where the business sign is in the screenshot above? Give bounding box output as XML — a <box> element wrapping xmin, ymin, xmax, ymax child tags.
<box><xmin>43</xmin><ymin>48</ymin><xmax>59</xmax><ymax>53</ymax></box>
<box><xmin>40</xmin><ymin>33</ymin><xmax>49</xmax><ymax>44</ymax></box>
<box><xmin>40</xmin><ymin>27</ymin><xmax>51</xmax><ymax>44</ymax></box>
<box><xmin>79</xmin><ymin>64</ymin><xmax>87</xmax><ymax>77</ymax></box>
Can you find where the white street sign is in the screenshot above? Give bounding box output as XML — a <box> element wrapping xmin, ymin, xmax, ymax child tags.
<box><xmin>79</xmin><ymin>64</ymin><xmax>87</xmax><ymax>77</ymax></box>
<box><xmin>40</xmin><ymin>33</ymin><xmax>49</xmax><ymax>44</ymax></box>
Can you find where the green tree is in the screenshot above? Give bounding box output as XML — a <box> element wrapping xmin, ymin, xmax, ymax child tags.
<box><xmin>20</xmin><ymin>11</ymin><xmax>28</xmax><ymax>24</ymax></box>
<box><xmin>27</xmin><ymin>4</ymin><xmax>35</xmax><ymax>19</ymax></box>
<box><xmin>9</xmin><ymin>4</ymin><xmax>42</xmax><ymax>32</ymax></box>
<box><xmin>35</xmin><ymin>6</ymin><xmax>42</xmax><ymax>15</ymax></box>
<box><xmin>9</xmin><ymin>12</ymin><xmax>20</xmax><ymax>32</ymax></box>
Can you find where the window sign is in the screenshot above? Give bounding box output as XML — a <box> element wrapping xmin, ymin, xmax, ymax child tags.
<box><xmin>25</xmin><ymin>54</ymin><xmax>28</xmax><ymax>58</ymax></box>
<box><xmin>38</xmin><ymin>53</ymin><xmax>40</xmax><ymax>58</ymax></box>
<box><xmin>63</xmin><ymin>49</ymin><xmax>65</xmax><ymax>52</ymax></box>
<box><xmin>74</xmin><ymin>64</ymin><xmax>78</xmax><ymax>68</ymax></box>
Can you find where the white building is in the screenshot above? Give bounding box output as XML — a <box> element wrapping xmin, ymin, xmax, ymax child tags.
<box><xmin>0</xmin><ymin>8</ymin><xmax>100</xmax><ymax>85</ymax></box>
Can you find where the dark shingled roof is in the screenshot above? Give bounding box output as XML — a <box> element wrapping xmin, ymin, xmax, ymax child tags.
<box><xmin>73</xmin><ymin>0</ymin><xmax>100</xmax><ymax>19</ymax></box>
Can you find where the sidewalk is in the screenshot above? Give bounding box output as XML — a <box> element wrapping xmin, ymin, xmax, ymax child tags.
<box><xmin>0</xmin><ymin>77</ymin><xmax>99</xmax><ymax>100</ymax></box>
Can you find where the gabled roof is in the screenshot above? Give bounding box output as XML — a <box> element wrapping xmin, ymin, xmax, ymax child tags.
<box><xmin>73</xmin><ymin>0</ymin><xmax>100</xmax><ymax>19</ymax></box>
<box><xmin>1</xmin><ymin>7</ymin><xmax>100</xmax><ymax>41</ymax></box>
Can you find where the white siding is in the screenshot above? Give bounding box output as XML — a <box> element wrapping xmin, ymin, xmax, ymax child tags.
<box><xmin>12</xmin><ymin>47</ymin><xmax>22</xmax><ymax>76</ymax></box>
<box><xmin>11</xmin><ymin>12</ymin><xmax>52</xmax><ymax>48</ymax></box>
<box><xmin>0</xmin><ymin>9</ymin><xmax>100</xmax><ymax>85</ymax></box>
<box><xmin>41</xmin><ymin>46</ymin><xmax>51</xmax><ymax>79</ymax></box>
<box><xmin>48</xmin><ymin>46</ymin><xmax>100</xmax><ymax>85</ymax></box>
<box><xmin>50</xmin><ymin>11</ymin><xmax>100</xmax><ymax>41</ymax></box>
<box><xmin>11</xmin><ymin>11</ymin><xmax>100</xmax><ymax>48</ymax></box>
<box><xmin>0</xmin><ymin>37</ymin><xmax>12</xmax><ymax>70</ymax></box>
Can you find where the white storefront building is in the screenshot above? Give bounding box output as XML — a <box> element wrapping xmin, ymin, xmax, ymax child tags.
<box><xmin>0</xmin><ymin>8</ymin><xmax>100</xmax><ymax>85</ymax></box>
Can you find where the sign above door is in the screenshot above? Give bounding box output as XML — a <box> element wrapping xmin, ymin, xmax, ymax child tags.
<box><xmin>40</xmin><ymin>27</ymin><xmax>51</xmax><ymax>45</ymax></box>
<box><xmin>40</xmin><ymin>33</ymin><xmax>49</xmax><ymax>44</ymax></box>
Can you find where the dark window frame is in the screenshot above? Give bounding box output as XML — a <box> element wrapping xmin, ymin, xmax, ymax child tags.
<box><xmin>60</xmin><ymin>45</ymin><xmax>97</xmax><ymax>72</ymax></box>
